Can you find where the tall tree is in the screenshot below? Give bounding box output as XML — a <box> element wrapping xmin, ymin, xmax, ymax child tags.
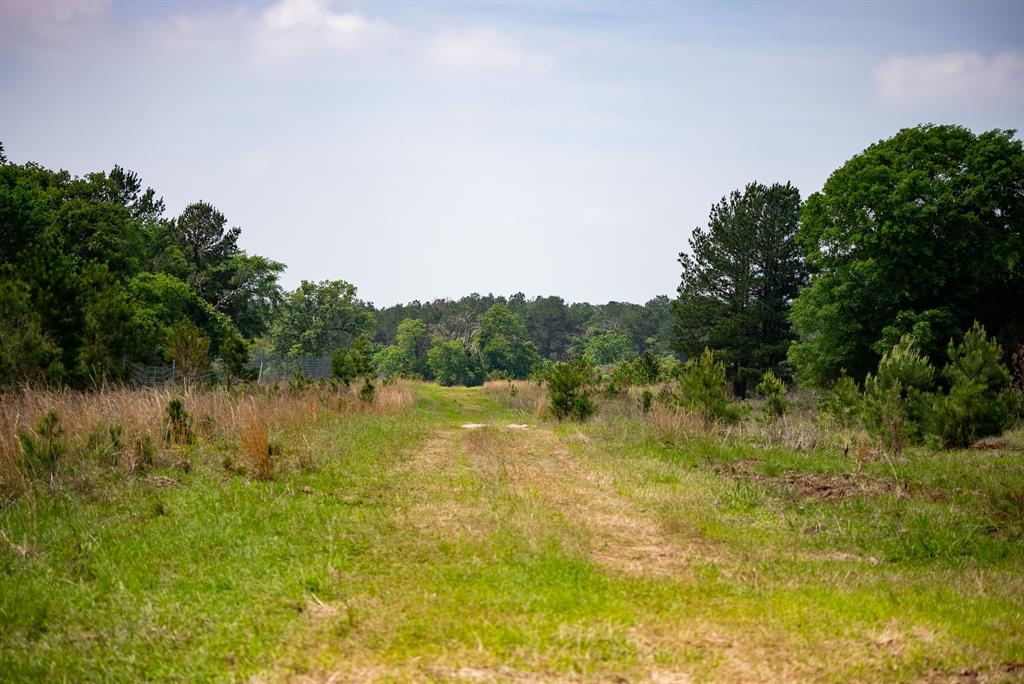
<box><xmin>790</xmin><ymin>125</ymin><xmax>1024</xmax><ymax>385</ymax></box>
<box><xmin>673</xmin><ymin>181</ymin><xmax>806</xmax><ymax>397</ymax></box>
<box><xmin>268</xmin><ymin>280</ymin><xmax>373</xmax><ymax>357</ymax></box>
<box><xmin>476</xmin><ymin>303</ymin><xmax>538</xmax><ymax>378</ymax></box>
<box><xmin>527</xmin><ymin>296</ymin><xmax>573</xmax><ymax>360</ymax></box>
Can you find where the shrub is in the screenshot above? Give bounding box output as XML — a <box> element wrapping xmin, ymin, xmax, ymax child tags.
<box><xmin>529</xmin><ymin>359</ymin><xmax>553</xmax><ymax>386</ymax></box>
<box><xmin>165</xmin><ymin>320</ymin><xmax>210</xmax><ymax>383</ymax></box>
<box><xmin>861</xmin><ymin>335</ymin><xmax>934</xmax><ymax>453</ymax></box>
<box><xmin>818</xmin><ymin>372</ymin><xmax>860</xmax><ymax>430</ymax></box>
<box><xmin>331</xmin><ymin>335</ymin><xmax>375</xmax><ymax>386</ymax></box>
<box><xmin>164</xmin><ymin>398</ymin><xmax>194</xmax><ymax>445</ymax></box>
<box><xmin>632</xmin><ymin>351</ymin><xmax>662</xmax><ymax>385</ymax></box>
<box><xmin>221</xmin><ymin>336</ymin><xmax>253</xmax><ymax>386</ymax></box>
<box><xmin>604</xmin><ymin>360</ymin><xmax>635</xmax><ymax>398</ymax></box>
<box><xmin>675</xmin><ymin>348</ymin><xmax>741</xmax><ymax>422</ymax></box>
<box><xmin>547</xmin><ymin>358</ymin><xmax>597</xmax><ymax>421</ymax></box>
<box><xmin>19</xmin><ymin>410</ymin><xmax>67</xmax><ymax>477</ymax></box>
<box><xmin>359</xmin><ymin>378</ymin><xmax>376</xmax><ymax>404</ymax></box>
<box><xmin>756</xmin><ymin>370</ymin><xmax>788</xmax><ymax>419</ymax></box>
<box><xmin>638</xmin><ymin>389</ymin><xmax>654</xmax><ymax>414</ymax></box>
<box><xmin>930</xmin><ymin>323</ymin><xmax>1014</xmax><ymax>448</ymax></box>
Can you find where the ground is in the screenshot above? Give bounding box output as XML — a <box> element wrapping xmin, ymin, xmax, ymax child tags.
<box><xmin>1</xmin><ymin>383</ymin><xmax>1023</xmax><ymax>682</ymax></box>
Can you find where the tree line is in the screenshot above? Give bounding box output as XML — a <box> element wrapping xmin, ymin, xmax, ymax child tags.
<box><xmin>2</xmin><ymin>123</ymin><xmax>1022</xmax><ymax>393</ymax></box>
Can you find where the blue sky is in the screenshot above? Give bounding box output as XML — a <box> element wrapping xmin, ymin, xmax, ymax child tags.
<box><xmin>1</xmin><ymin>0</ymin><xmax>1022</xmax><ymax>306</ymax></box>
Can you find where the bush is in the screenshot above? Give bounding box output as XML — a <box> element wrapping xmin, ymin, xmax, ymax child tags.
<box><xmin>331</xmin><ymin>335</ymin><xmax>374</xmax><ymax>386</ymax></box>
<box><xmin>860</xmin><ymin>335</ymin><xmax>934</xmax><ymax>453</ymax></box>
<box><xmin>221</xmin><ymin>336</ymin><xmax>254</xmax><ymax>386</ymax></box>
<box><xmin>359</xmin><ymin>378</ymin><xmax>376</xmax><ymax>404</ymax></box>
<box><xmin>818</xmin><ymin>372</ymin><xmax>860</xmax><ymax>430</ymax></box>
<box><xmin>604</xmin><ymin>360</ymin><xmax>636</xmax><ymax>398</ymax></box>
<box><xmin>756</xmin><ymin>370</ymin><xmax>788</xmax><ymax>419</ymax></box>
<box><xmin>529</xmin><ymin>359</ymin><xmax>553</xmax><ymax>386</ymax></box>
<box><xmin>548</xmin><ymin>358</ymin><xmax>597</xmax><ymax>421</ymax></box>
<box><xmin>632</xmin><ymin>351</ymin><xmax>661</xmax><ymax>385</ymax></box>
<box><xmin>19</xmin><ymin>410</ymin><xmax>67</xmax><ymax>477</ymax></box>
<box><xmin>164</xmin><ymin>398</ymin><xmax>195</xmax><ymax>445</ymax></box>
<box><xmin>930</xmin><ymin>323</ymin><xmax>1014</xmax><ymax>448</ymax></box>
<box><xmin>675</xmin><ymin>348</ymin><xmax>741</xmax><ymax>422</ymax></box>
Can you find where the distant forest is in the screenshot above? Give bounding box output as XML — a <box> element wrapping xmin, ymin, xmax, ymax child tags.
<box><xmin>2</xmin><ymin>123</ymin><xmax>1022</xmax><ymax>391</ymax></box>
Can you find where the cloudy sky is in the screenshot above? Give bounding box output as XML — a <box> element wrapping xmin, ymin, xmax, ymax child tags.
<box><xmin>1</xmin><ymin>0</ymin><xmax>1022</xmax><ymax>307</ymax></box>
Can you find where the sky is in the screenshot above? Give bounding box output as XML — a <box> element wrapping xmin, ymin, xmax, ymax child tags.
<box><xmin>1</xmin><ymin>0</ymin><xmax>1022</xmax><ymax>308</ymax></box>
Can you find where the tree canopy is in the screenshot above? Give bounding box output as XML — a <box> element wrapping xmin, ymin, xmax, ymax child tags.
<box><xmin>789</xmin><ymin>125</ymin><xmax>1024</xmax><ymax>385</ymax></box>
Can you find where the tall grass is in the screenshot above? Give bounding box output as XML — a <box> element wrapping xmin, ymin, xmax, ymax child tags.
<box><xmin>0</xmin><ymin>380</ymin><xmax>415</xmax><ymax>500</ymax></box>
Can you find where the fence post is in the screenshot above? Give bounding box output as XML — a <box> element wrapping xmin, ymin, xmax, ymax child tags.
<box><xmin>171</xmin><ymin>359</ymin><xmax>176</xmax><ymax>383</ymax></box>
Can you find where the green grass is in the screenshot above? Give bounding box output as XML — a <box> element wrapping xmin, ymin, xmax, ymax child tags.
<box><xmin>2</xmin><ymin>383</ymin><xmax>1022</xmax><ymax>681</ymax></box>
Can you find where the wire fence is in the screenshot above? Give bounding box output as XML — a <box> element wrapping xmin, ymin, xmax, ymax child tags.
<box><xmin>124</xmin><ymin>353</ymin><xmax>334</xmax><ymax>387</ymax></box>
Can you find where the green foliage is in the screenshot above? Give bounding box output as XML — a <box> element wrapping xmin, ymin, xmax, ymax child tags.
<box><xmin>632</xmin><ymin>351</ymin><xmax>661</xmax><ymax>385</ymax></box>
<box><xmin>604</xmin><ymin>360</ymin><xmax>636</xmax><ymax>397</ymax></box>
<box><xmin>427</xmin><ymin>338</ymin><xmax>479</xmax><ymax>387</ymax></box>
<box><xmin>818</xmin><ymin>372</ymin><xmax>861</xmax><ymax>431</ymax></box>
<box><xmin>861</xmin><ymin>335</ymin><xmax>934</xmax><ymax>452</ymax></box>
<box><xmin>394</xmin><ymin>318</ymin><xmax>431</xmax><ymax>378</ymax></box>
<box><xmin>359</xmin><ymin>378</ymin><xmax>376</xmax><ymax>404</ymax></box>
<box><xmin>331</xmin><ymin>335</ymin><xmax>375</xmax><ymax>386</ymax></box>
<box><xmin>675</xmin><ymin>348</ymin><xmax>741</xmax><ymax>422</ymax></box>
<box><xmin>576</xmin><ymin>328</ymin><xmax>636</xmax><ymax>366</ymax></box>
<box><xmin>476</xmin><ymin>303</ymin><xmax>538</xmax><ymax>379</ymax></box>
<box><xmin>674</xmin><ymin>181</ymin><xmax>806</xmax><ymax>397</ymax></box>
<box><xmin>0</xmin><ymin>158</ymin><xmax>280</xmax><ymax>386</ymax></box>
<box><xmin>373</xmin><ymin>345</ymin><xmax>407</xmax><ymax>381</ymax></box>
<box><xmin>638</xmin><ymin>389</ymin><xmax>654</xmax><ymax>414</ymax></box>
<box><xmin>528</xmin><ymin>358</ymin><xmax>553</xmax><ymax>386</ymax></box>
<box><xmin>791</xmin><ymin>125</ymin><xmax>1024</xmax><ymax>385</ymax></box>
<box><xmin>165</xmin><ymin>320</ymin><xmax>211</xmax><ymax>382</ymax></box>
<box><xmin>547</xmin><ymin>358</ymin><xmax>597</xmax><ymax>421</ymax></box>
<box><xmin>0</xmin><ymin>275</ymin><xmax>61</xmax><ymax>386</ymax></box>
<box><xmin>164</xmin><ymin>398</ymin><xmax>194</xmax><ymax>445</ymax></box>
<box><xmin>269</xmin><ymin>279</ymin><xmax>374</xmax><ymax>357</ymax></box>
<box><xmin>18</xmin><ymin>410</ymin><xmax>67</xmax><ymax>476</ymax></box>
<box><xmin>930</xmin><ymin>323</ymin><xmax>1014</xmax><ymax>448</ymax></box>
<box><xmin>220</xmin><ymin>336</ymin><xmax>252</xmax><ymax>386</ymax></box>
<box><xmin>755</xmin><ymin>370</ymin><xmax>788</xmax><ymax>419</ymax></box>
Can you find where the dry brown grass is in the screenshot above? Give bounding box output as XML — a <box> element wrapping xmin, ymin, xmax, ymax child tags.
<box><xmin>0</xmin><ymin>380</ymin><xmax>415</xmax><ymax>500</ymax></box>
<box><xmin>239</xmin><ymin>418</ymin><xmax>272</xmax><ymax>480</ymax></box>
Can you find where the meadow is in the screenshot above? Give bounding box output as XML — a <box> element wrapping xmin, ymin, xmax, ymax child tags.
<box><xmin>1</xmin><ymin>381</ymin><xmax>1022</xmax><ymax>682</ymax></box>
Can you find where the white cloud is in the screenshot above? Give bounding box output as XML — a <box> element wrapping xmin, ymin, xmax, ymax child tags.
<box><xmin>248</xmin><ymin>0</ymin><xmax>392</xmax><ymax>64</ymax></box>
<box><xmin>428</xmin><ymin>27</ymin><xmax>552</xmax><ymax>72</ymax></box>
<box><xmin>874</xmin><ymin>51</ymin><xmax>1024</xmax><ymax>105</ymax></box>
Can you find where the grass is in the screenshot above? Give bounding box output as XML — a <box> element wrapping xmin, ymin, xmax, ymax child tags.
<box><xmin>1</xmin><ymin>381</ymin><xmax>1022</xmax><ymax>681</ymax></box>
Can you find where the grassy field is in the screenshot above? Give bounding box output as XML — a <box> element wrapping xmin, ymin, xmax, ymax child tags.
<box><xmin>1</xmin><ymin>381</ymin><xmax>1023</xmax><ymax>682</ymax></box>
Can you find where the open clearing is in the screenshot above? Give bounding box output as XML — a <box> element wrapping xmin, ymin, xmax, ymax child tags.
<box><xmin>2</xmin><ymin>383</ymin><xmax>1023</xmax><ymax>682</ymax></box>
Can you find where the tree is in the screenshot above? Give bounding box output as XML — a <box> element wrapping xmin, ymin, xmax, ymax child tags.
<box><xmin>673</xmin><ymin>181</ymin><xmax>806</xmax><ymax>397</ymax></box>
<box><xmin>527</xmin><ymin>296</ymin><xmax>573</xmax><ymax>360</ymax></box>
<box><xmin>930</xmin><ymin>323</ymin><xmax>1015</xmax><ymax>448</ymax></box>
<box><xmin>165</xmin><ymin>320</ymin><xmax>211</xmax><ymax>383</ymax></box>
<box><xmin>476</xmin><ymin>303</ymin><xmax>538</xmax><ymax>379</ymax></box>
<box><xmin>428</xmin><ymin>338</ymin><xmax>474</xmax><ymax>386</ymax></box>
<box><xmin>547</xmin><ymin>358</ymin><xmax>597</xmax><ymax>421</ymax></box>
<box><xmin>269</xmin><ymin>280</ymin><xmax>374</xmax><ymax>357</ymax></box>
<box><xmin>790</xmin><ymin>125</ymin><xmax>1024</xmax><ymax>385</ymax></box>
<box><xmin>575</xmin><ymin>328</ymin><xmax>636</xmax><ymax>366</ymax></box>
<box><xmin>170</xmin><ymin>201</ymin><xmax>241</xmax><ymax>298</ymax></box>
<box><xmin>394</xmin><ymin>318</ymin><xmax>431</xmax><ymax>378</ymax></box>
